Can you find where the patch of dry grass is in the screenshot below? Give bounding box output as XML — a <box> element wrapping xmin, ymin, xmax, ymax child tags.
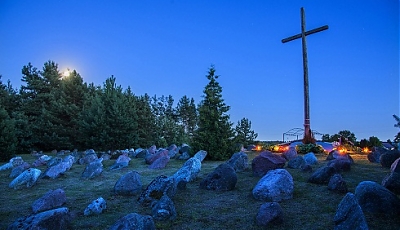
<box><xmin>0</xmin><ymin>152</ymin><xmax>399</xmax><ymax>229</ymax></box>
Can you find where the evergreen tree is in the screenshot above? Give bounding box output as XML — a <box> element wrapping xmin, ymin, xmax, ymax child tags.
<box><xmin>0</xmin><ymin>77</ymin><xmax>17</xmax><ymax>160</ymax></box>
<box><xmin>321</xmin><ymin>134</ymin><xmax>330</xmax><ymax>142</ymax></box>
<box><xmin>368</xmin><ymin>136</ymin><xmax>382</xmax><ymax>147</ymax></box>
<box><xmin>79</xmin><ymin>87</ymin><xmax>106</xmax><ymax>149</ymax></box>
<box><xmin>19</xmin><ymin>62</ymin><xmax>59</xmax><ymax>150</ymax></box>
<box><xmin>192</xmin><ymin>66</ymin><xmax>234</xmax><ymax>160</ymax></box>
<box><xmin>54</xmin><ymin>70</ymin><xmax>88</xmax><ymax>149</ymax></box>
<box><xmin>233</xmin><ymin>117</ymin><xmax>258</xmax><ymax>147</ymax></box>
<box><xmin>394</xmin><ymin>115</ymin><xmax>400</xmax><ymax>143</ymax></box>
<box><xmin>151</xmin><ymin>95</ymin><xmax>182</xmax><ymax>147</ymax></box>
<box><xmin>135</xmin><ymin>94</ymin><xmax>156</xmax><ymax>147</ymax></box>
<box><xmin>79</xmin><ymin>76</ymin><xmax>138</xmax><ymax>150</ymax></box>
<box><xmin>176</xmin><ymin>95</ymin><xmax>198</xmax><ymax>142</ymax></box>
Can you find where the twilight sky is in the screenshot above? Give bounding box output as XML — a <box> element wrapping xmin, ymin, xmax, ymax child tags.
<box><xmin>0</xmin><ymin>0</ymin><xmax>399</xmax><ymax>142</ymax></box>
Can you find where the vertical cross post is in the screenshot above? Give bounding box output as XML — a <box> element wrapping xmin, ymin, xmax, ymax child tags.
<box><xmin>282</xmin><ymin>7</ymin><xmax>328</xmax><ymax>143</ymax></box>
<box><xmin>300</xmin><ymin>7</ymin><xmax>311</xmax><ymax>143</ymax></box>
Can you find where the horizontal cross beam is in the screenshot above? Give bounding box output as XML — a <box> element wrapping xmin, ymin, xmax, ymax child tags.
<box><xmin>281</xmin><ymin>25</ymin><xmax>329</xmax><ymax>43</ymax></box>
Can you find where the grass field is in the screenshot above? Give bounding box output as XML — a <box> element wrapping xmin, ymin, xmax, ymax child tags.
<box><xmin>1</xmin><ymin>151</ymin><xmax>399</xmax><ymax>229</ymax></box>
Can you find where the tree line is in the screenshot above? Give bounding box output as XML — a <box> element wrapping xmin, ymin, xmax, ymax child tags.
<box><xmin>0</xmin><ymin>61</ymin><xmax>258</xmax><ymax>161</ymax></box>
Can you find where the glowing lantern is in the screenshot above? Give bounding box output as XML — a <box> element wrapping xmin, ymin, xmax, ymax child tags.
<box><xmin>362</xmin><ymin>147</ymin><xmax>369</xmax><ymax>153</ymax></box>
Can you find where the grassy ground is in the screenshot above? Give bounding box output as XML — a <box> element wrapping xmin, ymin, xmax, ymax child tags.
<box><xmin>0</xmin><ymin>152</ymin><xmax>399</xmax><ymax>230</ymax></box>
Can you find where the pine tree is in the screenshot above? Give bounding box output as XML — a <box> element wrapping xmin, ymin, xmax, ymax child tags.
<box><xmin>233</xmin><ymin>118</ymin><xmax>258</xmax><ymax>148</ymax></box>
<box><xmin>54</xmin><ymin>70</ymin><xmax>88</xmax><ymax>149</ymax></box>
<box><xmin>79</xmin><ymin>76</ymin><xmax>139</xmax><ymax>150</ymax></box>
<box><xmin>19</xmin><ymin>62</ymin><xmax>59</xmax><ymax>150</ymax></box>
<box><xmin>135</xmin><ymin>94</ymin><xmax>156</xmax><ymax>147</ymax></box>
<box><xmin>192</xmin><ymin>66</ymin><xmax>234</xmax><ymax>160</ymax></box>
<box><xmin>0</xmin><ymin>77</ymin><xmax>17</xmax><ymax>160</ymax></box>
<box><xmin>176</xmin><ymin>95</ymin><xmax>198</xmax><ymax>142</ymax></box>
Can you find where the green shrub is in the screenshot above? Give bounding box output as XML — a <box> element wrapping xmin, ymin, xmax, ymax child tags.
<box><xmin>296</xmin><ymin>143</ymin><xmax>324</xmax><ymax>154</ymax></box>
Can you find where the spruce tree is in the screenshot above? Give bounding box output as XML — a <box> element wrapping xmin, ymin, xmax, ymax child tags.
<box><xmin>192</xmin><ymin>66</ymin><xmax>234</xmax><ymax>160</ymax></box>
<box><xmin>233</xmin><ymin>118</ymin><xmax>258</xmax><ymax>148</ymax></box>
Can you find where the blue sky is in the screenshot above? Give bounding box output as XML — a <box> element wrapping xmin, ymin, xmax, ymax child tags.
<box><xmin>0</xmin><ymin>0</ymin><xmax>399</xmax><ymax>142</ymax></box>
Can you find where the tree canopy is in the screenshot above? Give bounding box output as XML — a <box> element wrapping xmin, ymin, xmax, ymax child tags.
<box><xmin>0</xmin><ymin>61</ymin><xmax>259</xmax><ymax>161</ymax></box>
<box><xmin>192</xmin><ymin>66</ymin><xmax>234</xmax><ymax>160</ymax></box>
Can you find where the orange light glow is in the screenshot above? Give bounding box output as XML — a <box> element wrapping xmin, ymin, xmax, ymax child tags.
<box><xmin>256</xmin><ymin>146</ymin><xmax>262</xmax><ymax>151</ymax></box>
<box><xmin>362</xmin><ymin>147</ymin><xmax>369</xmax><ymax>153</ymax></box>
<box><xmin>284</xmin><ymin>146</ymin><xmax>289</xmax><ymax>151</ymax></box>
<box><xmin>338</xmin><ymin>148</ymin><xmax>346</xmax><ymax>154</ymax></box>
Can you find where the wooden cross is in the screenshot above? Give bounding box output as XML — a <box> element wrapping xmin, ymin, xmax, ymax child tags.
<box><xmin>282</xmin><ymin>7</ymin><xmax>328</xmax><ymax>143</ymax></box>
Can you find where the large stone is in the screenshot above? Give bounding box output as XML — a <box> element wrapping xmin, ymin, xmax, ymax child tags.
<box><xmin>145</xmin><ymin>149</ymin><xmax>169</xmax><ymax>165</ymax></box>
<box><xmin>303</xmin><ymin>152</ymin><xmax>318</xmax><ymax>165</ymax></box>
<box><xmin>148</xmin><ymin>145</ymin><xmax>157</xmax><ymax>154</ymax></box>
<box><xmin>81</xmin><ymin>158</ymin><xmax>103</xmax><ymax>179</ymax></box>
<box><xmin>135</xmin><ymin>148</ymin><xmax>148</xmax><ymax>158</ymax></box>
<box><xmin>193</xmin><ymin>150</ymin><xmax>207</xmax><ymax>162</ymax></box>
<box><xmin>367</xmin><ymin>147</ymin><xmax>387</xmax><ymax>163</ymax></box>
<box><xmin>173</xmin><ymin>157</ymin><xmax>202</xmax><ymax>184</ymax></box>
<box><xmin>308</xmin><ymin>166</ymin><xmax>336</xmax><ymax>184</ymax></box>
<box><xmin>0</xmin><ymin>157</ymin><xmax>23</xmax><ymax>171</ymax></box>
<box><xmin>46</xmin><ymin>157</ymin><xmax>62</xmax><ymax>168</ymax></box>
<box><xmin>32</xmin><ymin>155</ymin><xmax>51</xmax><ymax>167</ymax></box>
<box><xmin>382</xmin><ymin>172</ymin><xmax>400</xmax><ymax>195</ymax></box>
<box><xmin>109</xmin><ymin>213</ymin><xmax>155</xmax><ymax>230</ymax></box>
<box><xmin>251</xmin><ymin>151</ymin><xmax>286</xmax><ymax>176</ymax></box>
<box><xmin>70</xmin><ymin>151</ymin><xmax>83</xmax><ymax>163</ymax></box>
<box><xmin>253</xmin><ymin>169</ymin><xmax>294</xmax><ymax>202</ymax></box>
<box><xmin>167</xmin><ymin>144</ymin><xmax>178</xmax><ymax>158</ymax></box>
<box><xmin>287</xmin><ymin>155</ymin><xmax>306</xmax><ymax>169</ymax></box>
<box><xmin>355</xmin><ymin>181</ymin><xmax>400</xmax><ymax>215</ymax></box>
<box><xmin>114</xmin><ymin>171</ymin><xmax>142</xmax><ymax>196</ymax></box>
<box><xmin>116</xmin><ymin>154</ymin><xmax>131</xmax><ymax>164</ymax></box>
<box><xmin>334</xmin><ymin>193</ymin><xmax>368</xmax><ymax>230</ymax></box>
<box><xmin>177</xmin><ymin>152</ymin><xmax>190</xmax><ymax>160</ymax></box>
<box><xmin>109</xmin><ymin>154</ymin><xmax>131</xmax><ymax>170</ymax></box>
<box><xmin>7</xmin><ymin>207</ymin><xmax>71</xmax><ymax>230</ymax></box>
<box><xmin>326</xmin><ymin>151</ymin><xmax>354</xmax><ymax>164</ymax></box>
<box><xmin>84</xmin><ymin>197</ymin><xmax>107</xmax><ymax>216</ymax></box>
<box><xmin>138</xmin><ymin>175</ymin><xmax>176</xmax><ymax>207</ymax></box>
<box><xmin>390</xmin><ymin>157</ymin><xmax>400</xmax><ymax>173</ymax></box>
<box><xmin>380</xmin><ymin>150</ymin><xmax>400</xmax><ymax>168</ymax></box>
<box><xmin>256</xmin><ymin>202</ymin><xmax>284</xmax><ymax>226</ymax></box>
<box><xmin>9</xmin><ymin>168</ymin><xmax>41</xmax><ymax>189</ymax></box>
<box><xmin>151</xmin><ymin>195</ymin><xmax>177</xmax><ymax>221</ymax></box>
<box><xmin>42</xmin><ymin>156</ymin><xmax>74</xmax><ymax>179</ymax></box>
<box><xmin>9</xmin><ymin>162</ymin><xmax>30</xmax><ymax>178</ymax></box>
<box><xmin>226</xmin><ymin>152</ymin><xmax>248</xmax><ymax>172</ymax></box>
<box><xmin>199</xmin><ymin>163</ymin><xmax>237</xmax><ymax>191</ymax></box>
<box><xmin>328</xmin><ymin>174</ymin><xmax>348</xmax><ymax>194</ymax></box>
<box><xmin>11</xmin><ymin>156</ymin><xmax>24</xmax><ymax>167</ymax></box>
<box><xmin>149</xmin><ymin>156</ymin><xmax>170</xmax><ymax>169</ymax></box>
<box><xmin>282</xmin><ymin>147</ymin><xmax>297</xmax><ymax>160</ymax></box>
<box><xmin>327</xmin><ymin>159</ymin><xmax>352</xmax><ymax>172</ymax></box>
<box><xmin>179</xmin><ymin>144</ymin><xmax>190</xmax><ymax>154</ymax></box>
<box><xmin>32</xmin><ymin>188</ymin><xmax>67</xmax><ymax>213</ymax></box>
<box><xmin>79</xmin><ymin>152</ymin><xmax>98</xmax><ymax>165</ymax></box>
